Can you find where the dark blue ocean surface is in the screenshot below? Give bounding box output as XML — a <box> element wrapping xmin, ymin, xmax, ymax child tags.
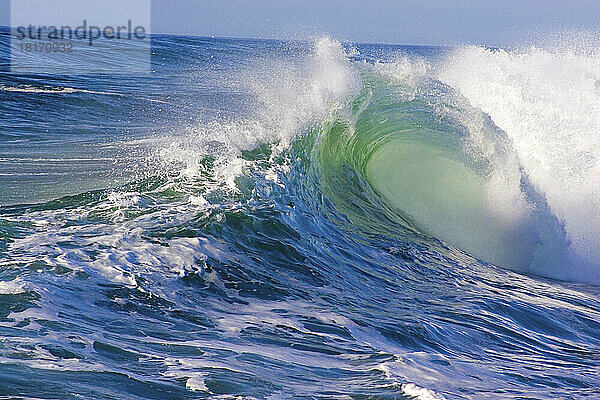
<box><xmin>0</xmin><ymin>32</ymin><xmax>599</xmax><ymax>399</ymax></box>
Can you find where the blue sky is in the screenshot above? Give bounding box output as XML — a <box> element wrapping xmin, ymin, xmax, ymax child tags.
<box><xmin>2</xmin><ymin>0</ymin><xmax>599</xmax><ymax>46</ymax></box>
<box><xmin>151</xmin><ymin>0</ymin><xmax>600</xmax><ymax>46</ymax></box>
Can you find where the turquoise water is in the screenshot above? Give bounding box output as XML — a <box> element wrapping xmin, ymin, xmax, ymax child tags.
<box><xmin>0</xmin><ymin>31</ymin><xmax>599</xmax><ymax>399</ymax></box>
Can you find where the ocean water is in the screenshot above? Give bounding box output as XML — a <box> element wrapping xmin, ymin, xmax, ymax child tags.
<box><xmin>0</xmin><ymin>31</ymin><xmax>599</xmax><ymax>399</ymax></box>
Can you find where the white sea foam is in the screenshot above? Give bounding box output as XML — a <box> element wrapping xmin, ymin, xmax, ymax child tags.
<box><xmin>0</xmin><ymin>84</ymin><xmax>167</xmax><ymax>103</ymax></box>
<box><xmin>400</xmin><ymin>383</ymin><xmax>446</xmax><ymax>400</ymax></box>
<box><xmin>0</xmin><ymin>278</ymin><xmax>29</xmax><ymax>294</ymax></box>
<box><xmin>438</xmin><ymin>43</ymin><xmax>600</xmax><ymax>282</ymax></box>
<box><xmin>5</xmin><ymin>199</ymin><xmax>229</xmax><ymax>286</ymax></box>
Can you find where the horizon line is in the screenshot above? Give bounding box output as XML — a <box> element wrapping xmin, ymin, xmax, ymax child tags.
<box><xmin>0</xmin><ymin>25</ymin><xmax>460</xmax><ymax>49</ymax></box>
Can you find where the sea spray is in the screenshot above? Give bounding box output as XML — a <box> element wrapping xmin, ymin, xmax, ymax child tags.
<box><xmin>159</xmin><ymin>37</ymin><xmax>360</xmax><ymax>191</ymax></box>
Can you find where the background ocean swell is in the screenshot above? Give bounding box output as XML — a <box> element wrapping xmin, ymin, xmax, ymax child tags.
<box><xmin>0</xmin><ymin>34</ymin><xmax>599</xmax><ymax>399</ymax></box>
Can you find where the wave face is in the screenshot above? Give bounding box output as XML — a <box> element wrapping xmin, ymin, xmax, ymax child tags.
<box><xmin>0</xmin><ymin>34</ymin><xmax>599</xmax><ymax>400</ymax></box>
